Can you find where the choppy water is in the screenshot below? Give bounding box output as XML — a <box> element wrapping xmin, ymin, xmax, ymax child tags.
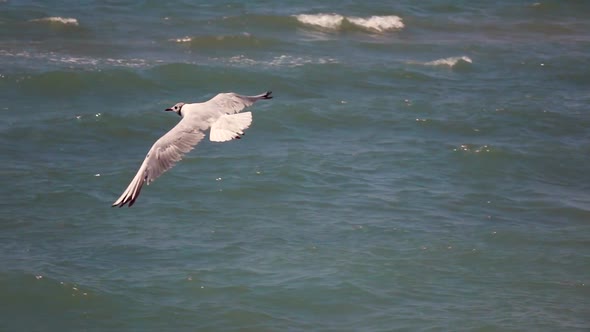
<box><xmin>1</xmin><ymin>1</ymin><xmax>589</xmax><ymax>331</ymax></box>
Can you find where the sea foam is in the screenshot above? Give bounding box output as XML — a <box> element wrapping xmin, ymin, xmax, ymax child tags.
<box><xmin>424</xmin><ymin>56</ymin><xmax>472</xmax><ymax>67</ymax></box>
<box><xmin>30</xmin><ymin>17</ymin><xmax>79</xmax><ymax>26</ymax></box>
<box><xmin>294</xmin><ymin>14</ymin><xmax>404</xmax><ymax>32</ymax></box>
<box><xmin>225</xmin><ymin>54</ymin><xmax>337</xmax><ymax>67</ymax></box>
<box><xmin>294</xmin><ymin>14</ymin><xmax>345</xmax><ymax>30</ymax></box>
<box><xmin>347</xmin><ymin>15</ymin><xmax>405</xmax><ymax>32</ymax></box>
<box><xmin>171</xmin><ymin>36</ymin><xmax>192</xmax><ymax>43</ymax></box>
<box><xmin>0</xmin><ymin>50</ymin><xmax>149</xmax><ymax>68</ymax></box>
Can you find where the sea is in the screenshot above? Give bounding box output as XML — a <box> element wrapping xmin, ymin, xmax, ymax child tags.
<box><xmin>1</xmin><ymin>1</ymin><xmax>589</xmax><ymax>331</ymax></box>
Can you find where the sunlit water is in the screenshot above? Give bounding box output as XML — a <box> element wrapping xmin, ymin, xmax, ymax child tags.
<box><xmin>1</xmin><ymin>1</ymin><xmax>589</xmax><ymax>331</ymax></box>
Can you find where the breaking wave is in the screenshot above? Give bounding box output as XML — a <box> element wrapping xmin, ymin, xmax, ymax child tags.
<box><xmin>29</xmin><ymin>17</ymin><xmax>79</xmax><ymax>26</ymax></box>
<box><xmin>294</xmin><ymin>14</ymin><xmax>404</xmax><ymax>32</ymax></box>
<box><xmin>422</xmin><ymin>56</ymin><xmax>473</xmax><ymax>68</ymax></box>
<box><xmin>295</xmin><ymin>14</ymin><xmax>345</xmax><ymax>30</ymax></box>
<box><xmin>347</xmin><ymin>16</ymin><xmax>405</xmax><ymax>32</ymax></box>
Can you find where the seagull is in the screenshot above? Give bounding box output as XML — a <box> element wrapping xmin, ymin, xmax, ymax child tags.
<box><xmin>112</xmin><ymin>91</ymin><xmax>273</xmax><ymax>207</ymax></box>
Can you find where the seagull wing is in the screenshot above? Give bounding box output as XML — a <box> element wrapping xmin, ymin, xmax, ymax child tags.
<box><xmin>207</xmin><ymin>91</ymin><xmax>272</xmax><ymax>114</ymax></box>
<box><xmin>210</xmin><ymin>112</ymin><xmax>252</xmax><ymax>142</ymax></box>
<box><xmin>112</xmin><ymin>119</ymin><xmax>205</xmax><ymax>207</ymax></box>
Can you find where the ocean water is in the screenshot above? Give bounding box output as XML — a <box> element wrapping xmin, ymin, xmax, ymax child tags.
<box><xmin>1</xmin><ymin>1</ymin><xmax>589</xmax><ymax>331</ymax></box>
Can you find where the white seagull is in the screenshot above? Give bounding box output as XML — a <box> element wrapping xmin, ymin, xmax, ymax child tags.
<box><xmin>112</xmin><ymin>91</ymin><xmax>273</xmax><ymax>207</ymax></box>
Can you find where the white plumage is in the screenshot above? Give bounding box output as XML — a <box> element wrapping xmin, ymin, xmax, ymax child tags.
<box><xmin>112</xmin><ymin>91</ymin><xmax>272</xmax><ymax>207</ymax></box>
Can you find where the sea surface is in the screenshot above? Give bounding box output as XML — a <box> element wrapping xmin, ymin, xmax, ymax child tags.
<box><xmin>1</xmin><ymin>1</ymin><xmax>589</xmax><ymax>331</ymax></box>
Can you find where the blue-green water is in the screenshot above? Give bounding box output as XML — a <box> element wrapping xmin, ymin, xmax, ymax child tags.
<box><xmin>1</xmin><ymin>1</ymin><xmax>589</xmax><ymax>331</ymax></box>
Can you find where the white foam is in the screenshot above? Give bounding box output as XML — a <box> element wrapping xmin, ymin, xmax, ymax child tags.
<box><xmin>347</xmin><ymin>15</ymin><xmax>404</xmax><ymax>32</ymax></box>
<box><xmin>424</xmin><ymin>56</ymin><xmax>473</xmax><ymax>67</ymax></box>
<box><xmin>0</xmin><ymin>49</ymin><xmax>149</xmax><ymax>68</ymax></box>
<box><xmin>294</xmin><ymin>14</ymin><xmax>404</xmax><ymax>32</ymax></box>
<box><xmin>227</xmin><ymin>55</ymin><xmax>258</xmax><ymax>66</ymax></box>
<box><xmin>225</xmin><ymin>54</ymin><xmax>337</xmax><ymax>68</ymax></box>
<box><xmin>171</xmin><ymin>36</ymin><xmax>192</xmax><ymax>43</ymax></box>
<box><xmin>294</xmin><ymin>14</ymin><xmax>344</xmax><ymax>30</ymax></box>
<box><xmin>30</xmin><ymin>17</ymin><xmax>79</xmax><ymax>26</ymax></box>
<box><xmin>268</xmin><ymin>54</ymin><xmax>337</xmax><ymax>67</ymax></box>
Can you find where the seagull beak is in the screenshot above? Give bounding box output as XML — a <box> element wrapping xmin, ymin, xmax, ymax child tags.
<box><xmin>164</xmin><ymin>108</ymin><xmax>173</xmax><ymax>112</ymax></box>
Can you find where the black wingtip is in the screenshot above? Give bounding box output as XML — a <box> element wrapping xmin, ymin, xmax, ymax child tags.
<box><xmin>264</xmin><ymin>91</ymin><xmax>273</xmax><ymax>99</ymax></box>
<box><xmin>111</xmin><ymin>199</ymin><xmax>132</xmax><ymax>208</ymax></box>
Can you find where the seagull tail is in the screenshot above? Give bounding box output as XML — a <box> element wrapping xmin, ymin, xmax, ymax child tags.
<box><xmin>261</xmin><ymin>91</ymin><xmax>272</xmax><ymax>99</ymax></box>
<box><xmin>249</xmin><ymin>91</ymin><xmax>272</xmax><ymax>100</ymax></box>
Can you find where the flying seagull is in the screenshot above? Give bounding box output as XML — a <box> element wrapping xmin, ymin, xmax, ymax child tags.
<box><xmin>112</xmin><ymin>91</ymin><xmax>273</xmax><ymax>207</ymax></box>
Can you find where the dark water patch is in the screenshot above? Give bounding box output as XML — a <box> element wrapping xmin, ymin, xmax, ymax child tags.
<box><xmin>219</xmin><ymin>14</ymin><xmax>301</xmax><ymax>32</ymax></box>
<box><xmin>146</xmin><ymin>62</ymin><xmax>291</xmax><ymax>95</ymax></box>
<box><xmin>509</xmin><ymin>1</ymin><xmax>590</xmax><ymax>20</ymax></box>
<box><xmin>382</xmin><ymin>66</ymin><xmax>439</xmax><ymax>82</ymax></box>
<box><xmin>0</xmin><ymin>271</ymin><xmax>139</xmax><ymax>331</ymax></box>
<box><xmin>556</xmin><ymin>70</ymin><xmax>590</xmax><ymax>86</ymax></box>
<box><xmin>273</xmin><ymin>62</ymin><xmax>437</xmax><ymax>98</ymax></box>
<box><xmin>546</xmin><ymin>55</ymin><xmax>590</xmax><ymax>86</ymax></box>
<box><xmin>408</xmin><ymin>4</ymin><xmax>590</xmax><ymax>46</ymax></box>
<box><xmin>15</xmin><ymin>69</ymin><xmax>159</xmax><ymax>97</ymax></box>
<box><xmin>145</xmin><ymin>63</ymin><xmax>211</xmax><ymax>86</ymax></box>
<box><xmin>512</xmin><ymin>20</ymin><xmax>579</xmax><ymax>35</ymax></box>
<box><xmin>170</xmin><ymin>33</ymin><xmax>284</xmax><ymax>52</ymax></box>
<box><xmin>489</xmin><ymin>107</ymin><xmax>590</xmax><ymax>140</ymax></box>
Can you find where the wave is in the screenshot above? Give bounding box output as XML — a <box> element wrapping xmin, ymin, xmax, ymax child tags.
<box><xmin>295</xmin><ymin>14</ymin><xmax>345</xmax><ymax>30</ymax></box>
<box><xmin>424</xmin><ymin>56</ymin><xmax>472</xmax><ymax>67</ymax></box>
<box><xmin>29</xmin><ymin>16</ymin><xmax>79</xmax><ymax>26</ymax></box>
<box><xmin>347</xmin><ymin>16</ymin><xmax>405</xmax><ymax>32</ymax></box>
<box><xmin>0</xmin><ymin>49</ymin><xmax>150</xmax><ymax>70</ymax></box>
<box><xmin>294</xmin><ymin>14</ymin><xmax>404</xmax><ymax>32</ymax></box>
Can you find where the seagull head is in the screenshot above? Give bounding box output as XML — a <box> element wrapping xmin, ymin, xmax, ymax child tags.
<box><xmin>165</xmin><ymin>102</ymin><xmax>185</xmax><ymax>116</ymax></box>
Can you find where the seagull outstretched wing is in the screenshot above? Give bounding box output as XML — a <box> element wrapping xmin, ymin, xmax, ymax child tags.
<box><xmin>206</xmin><ymin>91</ymin><xmax>272</xmax><ymax>114</ymax></box>
<box><xmin>112</xmin><ymin>120</ymin><xmax>205</xmax><ymax>207</ymax></box>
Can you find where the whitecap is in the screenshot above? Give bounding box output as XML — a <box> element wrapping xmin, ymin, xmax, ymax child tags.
<box><xmin>295</xmin><ymin>14</ymin><xmax>404</xmax><ymax>33</ymax></box>
<box><xmin>227</xmin><ymin>55</ymin><xmax>258</xmax><ymax>66</ymax></box>
<box><xmin>424</xmin><ymin>56</ymin><xmax>472</xmax><ymax>67</ymax></box>
<box><xmin>347</xmin><ymin>15</ymin><xmax>404</xmax><ymax>32</ymax></box>
<box><xmin>294</xmin><ymin>14</ymin><xmax>344</xmax><ymax>30</ymax></box>
<box><xmin>170</xmin><ymin>36</ymin><xmax>192</xmax><ymax>43</ymax></box>
<box><xmin>30</xmin><ymin>17</ymin><xmax>79</xmax><ymax>26</ymax></box>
